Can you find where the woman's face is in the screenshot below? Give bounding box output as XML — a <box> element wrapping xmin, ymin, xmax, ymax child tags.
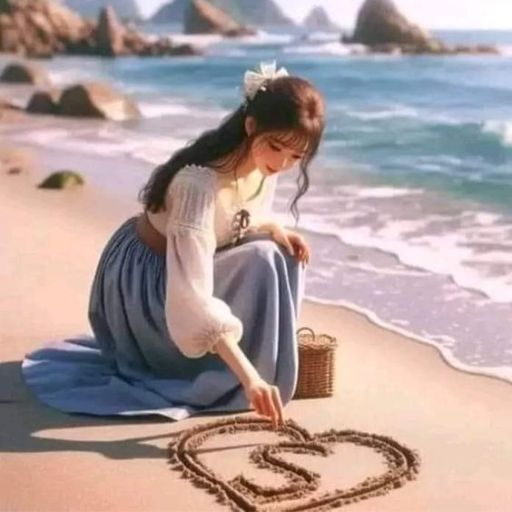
<box><xmin>246</xmin><ymin>118</ymin><xmax>308</xmax><ymax>176</ymax></box>
<box><xmin>250</xmin><ymin>132</ymin><xmax>308</xmax><ymax>177</ymax></box>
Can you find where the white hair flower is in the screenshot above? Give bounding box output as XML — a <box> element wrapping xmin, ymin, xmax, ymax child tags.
<box><xmin>243</xmin><ymin>60</ymin><xmax>289</xmax><ymax>102</ymax></box>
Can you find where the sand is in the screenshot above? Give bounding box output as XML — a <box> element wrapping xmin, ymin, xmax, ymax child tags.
<box><xmin>1</xmin><ymin>141</ymin><xmax>512</xmax><ymax>512</ymax></box>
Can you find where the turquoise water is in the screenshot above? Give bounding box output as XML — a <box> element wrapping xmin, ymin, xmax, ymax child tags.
<box><xmin>2</xmin><ymin>28</ymin><xmax>512</xmax><ymax>383</ymax></box>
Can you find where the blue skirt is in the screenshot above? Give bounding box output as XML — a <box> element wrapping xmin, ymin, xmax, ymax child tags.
<box><xmin>22</xmin><ymin>216</ymin><xmax>306</xmax><ymax>421</ymax></box>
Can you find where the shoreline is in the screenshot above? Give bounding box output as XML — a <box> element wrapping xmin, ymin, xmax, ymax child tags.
<box><xmin>306</xmin><ymin>294</ymin><xmax>512</xmax><ymax>388</ymax></box>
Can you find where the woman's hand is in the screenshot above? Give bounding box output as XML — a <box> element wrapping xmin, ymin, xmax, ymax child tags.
<box><xmin>264</xmin><ymin>223</ymin><xmax>311</xmax><ymax>265</ymax></box>
<box><xmin>243</xmin><ymin>376</ymin><xmax>284</xmax><ymax>429</ymax></box>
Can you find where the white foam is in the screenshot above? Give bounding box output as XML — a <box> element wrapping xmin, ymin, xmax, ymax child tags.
<box><xmin>346</xmin><ymin>105</ymin><xmax>420</xmax><ymax>121</ymax></box>
<box><xmin>296</xmin><ymin>209</ymin><xmax>512</xmax><ymax>304</ymax></box>
<box><xmin>243</xmin><ymin>30</ymin><xmax>294</xmax><ymax>45</ymax></box>
<box><xmin>166</xmin><ymin>33</ymin><xmax>223</xmax><ymax>48</ymax></box>
<box><xmin>352</xmin><ymin>186</ymin><xmax>424</xmax><ymax>198</ymax></box>
<box><xmin>498</xmin><ymin>45</ymin><xmax>512</xmax><ymax>57</ymax></box>
<box><xmin>299</xmin><ymin>31</ymin><xmax>342</xmax><ymax>43</ymax></box>
<box><xmin>304</xmin><ymin>295</ymin><xmax>512</xmax><ymax>386</ymax></box>
<box><xmin>285</xmin><ymin>42</ymin><xmax>353</xmax><ymax>56</ymax></box>
<box><xmin>482</xmin><ymin>120</ymin><xmax>512</xmax><ymax>146</ymax></box>
<box><xmin>48</xmin><ymin>68</ymin><xmax>102</xmax><ymax>86</ymax></box>
<box><xmin>8</xmin><ymin>126</ymin><xmax>187</xmax><ymax>166</ymax></box>
<box><xmin>344</xmin><ymin>260</ymin><xmax>427</xmax><ymax>277</ymax></box>
<box><xmin>139</xmin><ymin>101</ymin><xmax>191</xmax><ymax>119</ymax></box>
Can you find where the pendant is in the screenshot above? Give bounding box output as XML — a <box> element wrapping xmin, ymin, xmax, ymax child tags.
<box><xmin>231</xmin><ymin>208</ymin><xmax>251</xmax><ymax>246</ymax></box>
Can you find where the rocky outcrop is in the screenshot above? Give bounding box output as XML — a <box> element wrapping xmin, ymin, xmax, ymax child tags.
<box><xmin>303</xmin><ymin>6</ymin><xmax>340</xmax><ymax>32</ymax></box>
<box><xmin>153</xmin><ymin>0</ymin><xmax>294</xmax><ymax>27</ymax></box>
<box><xmin>63</xmin><ymin>0</ymin><xmax>141</xmax><ymax>22</ymax></box>
<box><xmin>96</xmin><ymin>5</ymin><xmax>126</xmax><ymax>56</ymax></box>
<box><xmin>0</xmin><ymin>0</ymin><xmax>200</xmax><ymax>58</ymax></box>
<box><xmin>0</xmin><ymin>62</ymin><xmax>51</xmax><ymax>86</ymax></box>
<box><xmin>0</xmin><ymin>0</ymin><xmax>92</xmax><ymax>58</ymax></box>
<box><xmin>350</xmin><ymin>0</ymin><xmax>431</xmax><ymax>47</ymax></box>
<box><xmin>344</xmin><ymin>0</ymin><xmax>499</xmax><ymax>55</ymax></box>
<box><xmin>184</xmin><ymin>0</ymin><xmax>256</xmax><ymax>36</ymax></box>
<box><xmin>56</xmin><ymin>82</ymin><xmax>141</xmax><ymax>120</ymax></box>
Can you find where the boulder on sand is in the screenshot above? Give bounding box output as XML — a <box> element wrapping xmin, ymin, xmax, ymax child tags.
<box><xmin>56</xmin><ymin>82</ymin><xmax>141</xmax><ymax>121</ymax></box>
<box><xmin>0</xmin><ymin>61</ymin><xmax>51</xmax><ymax>86</ymax></box>
<box><xmin>26</xmin><ymin>89</ymin><xmax>60</xmax><ymax>114</ymax></box>
<box><xmin>38</xmin><ymin>170</ymin><xmax>85</xmax><ymax>189</ymax></box>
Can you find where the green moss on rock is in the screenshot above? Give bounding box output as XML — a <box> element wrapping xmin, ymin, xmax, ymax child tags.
<box><xmin>38</xmin><ymin>170</ymin><xmax>85</xmax><ymax>189</ymax></box>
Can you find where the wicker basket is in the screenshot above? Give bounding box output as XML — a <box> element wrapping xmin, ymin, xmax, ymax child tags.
<box><xmin>293</xmin><ymin>327</ymin><xmax>338</xmax><ymax>399</ymax></box>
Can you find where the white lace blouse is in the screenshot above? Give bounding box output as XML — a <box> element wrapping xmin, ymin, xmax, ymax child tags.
<box><xmin>146</xmin><ymin>164</ymin><xmax>278</xmax><ymax>358</ymax></box>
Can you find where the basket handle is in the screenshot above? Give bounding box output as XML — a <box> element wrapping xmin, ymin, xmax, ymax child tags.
<box><xmin>296</xmin><ymin>327</ymin><xmax>316</xmax><ymax>339</ymax></box>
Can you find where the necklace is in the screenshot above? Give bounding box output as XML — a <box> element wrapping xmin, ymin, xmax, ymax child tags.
<box><xmin>230</xmin><ymin>173</ymin><xmax>266</xmax><ymax>246</ymax></box>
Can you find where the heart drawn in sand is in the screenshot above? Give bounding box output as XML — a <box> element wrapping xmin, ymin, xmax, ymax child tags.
<box><xmin>167</xmin><ymin>416</ymin><xmax>421</xmax><ymax>511</ymax></box>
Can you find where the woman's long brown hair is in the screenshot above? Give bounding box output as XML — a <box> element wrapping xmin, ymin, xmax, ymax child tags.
<box><xmin>138</xmin><ymin>74</ymin><xmax>325</xmax><ymax>224</ymax></box>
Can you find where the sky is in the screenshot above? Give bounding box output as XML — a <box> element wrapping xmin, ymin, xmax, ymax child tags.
<box><xmin>138</xmin><ymin>0</ymin><xmax>512</xmax><ymax>30</ymax></box>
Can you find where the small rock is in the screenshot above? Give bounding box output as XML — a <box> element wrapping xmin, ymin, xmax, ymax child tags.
<box><xmin>38</xmin><ymin>170</ymin><xmax>85</xmax><ymax>189</ymax></box>
<box><xmin>26</xmin><ymin>89</ymin><xmax>60</xmax><ymax>115</ymax></box>
<box><xmin>0</xmin><ymin>61</ymin><xmax>51</xmax><ymax>86</ymax></box>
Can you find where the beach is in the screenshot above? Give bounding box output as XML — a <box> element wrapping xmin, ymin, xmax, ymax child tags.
<box><xmin>1</xmin><ymin>133</ymin><xmax>512</xmax><ymax>511</ymax></box>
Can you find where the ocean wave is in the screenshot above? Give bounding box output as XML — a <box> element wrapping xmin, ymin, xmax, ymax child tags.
<box><xmin>303</xmin><ymin>295</ymin><xmax>512</xmax><ymax>386</ymax></box>
<box><xmin>7</xmin><ymin>126</ymin><xmax>186</xmax><ymax>165</ymax></box>
<box><xmin>498</xmin><ymin>45</ymin><xmax>512</xmax><ymax>57</ymax></box>
<box><xmin>299</xmin><ymin>31</ymin><xmax>342</xmax><ymax>43</ymax></box>
<box><xmin>164</xmin><ymin>33</ymin><xmax>223</xmax><ymax>48</ymax></box>
<box><xmin>336</xmin><ymin>185</ymin><xmax>424</xmax><ymax>198</ymax></box>
<box><xmin>138</xmin><ymin>101</ymin><xmax>192</xmax><ymax>118</ymax></box>
<box><xmin>344</xmin><ymin>105</ymin><xmax>420</xmax><ymax>121</ymax></box>
<box><xmin>48</xmin><ymin>68</ymin><xmax>105</xmax><ymax>86</ymax></box>
<box><xmin>482</xmin><ymin>120</ymin><xmax>512</xmax><ymax>146</ymax></box>
<box><xmin>237</xmin><ymin>30</ymin><xmax>293</xmax><ymax>45</ymax></box>
<box><xmin>293</xmin><ymin>206</ymin><xmax>512</xmax><ymax>303</ymax></box>
<box><xmin>284</xmin><ymin>42</ymin><xmax>365</xmax><ymax>56</ymax></box>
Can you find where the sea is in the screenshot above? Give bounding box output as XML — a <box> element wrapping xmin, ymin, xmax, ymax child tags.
<box><xmin>1</xmin><ymin>25</ymin><xmax>512</xmax><ymax>384</ymax></box>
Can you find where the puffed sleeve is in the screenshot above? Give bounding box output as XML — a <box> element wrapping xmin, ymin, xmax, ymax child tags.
<box><xmin>164</xmin><ymin>168</ymin><xmax>243</xmax><ymax>358</ymax></box>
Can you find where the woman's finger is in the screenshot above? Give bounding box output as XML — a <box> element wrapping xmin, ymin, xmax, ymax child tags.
<box><xmin>271</xmin><ymin>386</ymin><xmax>284</xmax><ymax>426</ymax></box>
<box><xmin>261</xmin><ymin>389</ymin><xmax>278</xmax><ymax>428</ymax></box>
<box><xmin>252</xmin><ymin>393</ymin><xmax>265</xmax><ymax>416</ymax></box>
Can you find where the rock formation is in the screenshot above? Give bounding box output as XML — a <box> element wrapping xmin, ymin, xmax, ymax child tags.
<box><xmin>344</xmin><ymin>0</ymin><xmax>499</xmax><ymax>55</ymax></box>
<box><xmin>63</xmin><ymin>0</ymin><xmax>141</xmax><ymax>22</ymax></box>
<box><xmin>0</xmin><ymin>0</ymin><xmax>200</xmax><ymax>58</ymax></box>
<box><xmin>303</xmin><ymin>6</ymin><xmax>340</xmax><ymax>32</ymax></box>
<box><xmin>184</xmin><ymin>0</ymin><xmax>256</xmax><ymax>36</ymax></box>
<box><xmin>153</xmin><ymin>0</ymin><xmax>294</xmax><ymax>27</ymax></box>
<box><xmin>351</xmin><ymin>0</ymin><xmax>431</xmax><ymax>47</ymax></box>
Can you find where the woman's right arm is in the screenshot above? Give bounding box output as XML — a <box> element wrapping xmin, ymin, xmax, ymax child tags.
<box><xmin>164</xmin><ymin>167</ymin><xmax>284</xmax><ymax>427</ymax></box>
<box><xmin>213</xmin><ymin>333</ymin><xmax>284</xmax><ymax>428</ymax></box>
